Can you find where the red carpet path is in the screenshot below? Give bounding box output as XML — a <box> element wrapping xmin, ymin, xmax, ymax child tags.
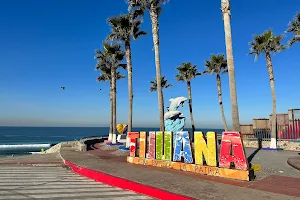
<box><xmin>84</xmin><ymin>147</ymin><xmax>300</xmax><ymax>199</ymax></box>
<box><xmin>1</xmin><ymin>144</ymin><xmax>299</xmax><ymax>199</ymax></box>
<box><xmin>65</xmin><ymin>160</ymin><xmax>196</xmax><ymax>200</ymax></box>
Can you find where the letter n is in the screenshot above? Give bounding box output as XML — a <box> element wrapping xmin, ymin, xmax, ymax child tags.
<box><xmin>128</xmin><ymin>132</ymin><xmax>139</xmax><ymax>157</ymax></box>
<box><xmin>194</xmin><ymin>132</ymin><xmax>217</xmax><ymax>166</ymax></box>
<box><xmin>219</xmin><ymin>132</ymin><xmax>248</xmax><ymax>170</ymax></box>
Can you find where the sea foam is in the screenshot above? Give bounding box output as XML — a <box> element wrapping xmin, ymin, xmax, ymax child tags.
<box><xmin>0</xmin><ymin>144</ymin><xmax>51</xmax><ymax>149</ymax></box>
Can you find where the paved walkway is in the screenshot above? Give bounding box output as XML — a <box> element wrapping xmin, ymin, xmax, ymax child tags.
<box><xmin>0</xmin><ymin>164</ymin><xmax>154</xmax><ymax>200</ymax></box>
<box><xmin>0</xmin><ymin>153</ymin><xmax>62</xmax><ymax>165</ymax></box>
<box><xmin>244</xmin><ymin>148</ymin><xmax>300</xmax><ymax>179</ymax></box>
<box><xmin>60</xmin><ymin>146</ymin><xmax>300</xmax><ymax>200</ymax></box>
<box><xmin>288</xmin><ymin>156</ymin><xmax>300</xmax><ymax>171</ymax></box>
<box><xmin>0</xmin><ymin>146</ymin><xmax>299</xmax><ymax>200</ymax></box>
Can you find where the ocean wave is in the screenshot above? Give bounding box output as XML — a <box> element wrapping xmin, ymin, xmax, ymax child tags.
<box><xmin>3</xmin><ymin>135</ymin><xmax>23</xmax><ymax>137</ymax></box>
<box><xmin>47</xmin><ymin>136</ymin><xmax>67</xmax><ymax>138</ymax></box>
<box><xmin>0</xmin><ymin>144</ymin><xmax>51</xmax><ymax>149</ymax></box>
<box><xmin>29</xmin><ymin>152</ymin><xmax>42</xmax><ymax>154</ymax></box>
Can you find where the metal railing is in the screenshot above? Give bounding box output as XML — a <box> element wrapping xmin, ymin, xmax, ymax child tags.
<box><xmin>242</xmin><ymin>128</ymin><xmax>271</xmax><ymax>141</ymax></box>
<box><xmin>241</xmin><ymin>124</ymin><xmax>300</xmax><ymax>141</ymax></box>
<box><xmin>277</xmin><ymin>121</ymin><xmax>300</xmax><ymax>140</ymax></box>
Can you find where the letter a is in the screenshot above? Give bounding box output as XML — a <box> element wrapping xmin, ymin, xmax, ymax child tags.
<box><xmin>219</xmin><ymin>132</ymin><xmax>248</xmax><ymax>170</ymax></box>
<box><xmin>173</xmin><ymin>131</ymin><xmax>193</xmax><ymax>163</ymax></box>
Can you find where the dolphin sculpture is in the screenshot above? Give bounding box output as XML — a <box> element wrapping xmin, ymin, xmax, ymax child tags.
<box><xmin>164</xmin><ymin>96</ymin><xmax>188</xmax><ymax>132</ymax></box>
<box><xmin>167</xmin><ymin>96</ymin><xmax>187</xmax><ymax>111</ymax></box>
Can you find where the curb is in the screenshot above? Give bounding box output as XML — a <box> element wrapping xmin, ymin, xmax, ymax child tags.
<box><xmin>63</xmin><ymin>159</ymin><xmax>196</xmax><ymax>200</ymax></box>
<box><xmin>287</xmin><ymin>157</ymin><xmax>300</xmax><ymax>171</ymax></box>
<box><xmin>244</xmin><ymin>147</ymin><xmax>300</xmax><ymax>152</ymax></box>
<box><xmin>261</xmin><ymin>148</ymin><xmax>284</xmax><ymax>151</ymax></box>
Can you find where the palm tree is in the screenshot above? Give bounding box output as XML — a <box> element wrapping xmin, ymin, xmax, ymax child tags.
<box><xmin>96</xmin><ymin>66</ymin><xmax>125</xmax><ymax>141</ymax></box>
<box><xmin>204</xmin><ymin>54</ymin><xmax>229</xmax><ymax>131</ymax></box>
<box><xmin>248</xmin><ymin>30</ymin><xmax>286</xmax><ymax>149</ymax></box>
<box><xmin>149</xmin><ymin>76</ymin><xmax>172</xmax><ymax>111</ymax></box>
<box><xmin>221</xmin><ymin>0</ymin><xmax>241</xmax><ymax>132</ymax></box>
<box><xmin>107</xmin><ymin>13</ymin><xmax>146</xmax><ymax>133</ymax></box>
<box><xmin>127</xmin><ymin>0</ymin><xmax>167</xmax><ymax>131</ymax></box>
<box><xmin>95</xmin><ymin>43</ymin><xmax>126</xmax><ymax>144</ymax></box>
<box><xmin>286</xmin><ymin>12</ymin><xmax>300</xmax><ymax>47</ymax></box>
<box><xmin>175</xmin><ymin>62</ymin><xmax>201</xmax><ymax>135</ymax></box>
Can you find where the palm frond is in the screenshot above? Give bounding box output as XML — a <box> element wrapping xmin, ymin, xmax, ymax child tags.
<box><xmin>127</xmin><ymin>0</ymin><xmax>168</xmax><ymax>17</ymax></box>
<box><xmin>175</xmin><ymin>62</ymin><xmax>201</xmax><ymax>81</ymax></box>
<box><xmin>107</xmin><ymin>16</ymin><xmax>120</xmax><ymax>27</ymax></box>
<box><xmin>204</xmin><ymin>54</ymin><xmax>228</xmax><ymax>76</ymax></box>
<box><xmin>116</xmin><ymin>72</ymin><xmax>126</xmax><ymax>80</ymax></box>
<box><xmin>94</xmin><ymin>42</ymin><xmax>126</xmax><ymax>82</ymax></box>
<box><xmin>175</xmin><ymin>74</ymin><xmax>185</xmax><ymax>82</ymax></box>
<box><xmin>106</xmin><ymin>33</ymin><xmax>122</xmax><ymax>42</ymax></box>
<box><xmin>202</xmin><ymin>70</ymin><xmax>210</xmax><ymax>74</ymax></box>
<box><xmin>286</xmin><ymin>12</ymin><xmax>300</xmax><ymax>36</ymax></box>
<box><xmin>149</xmin><ymin>75</ymin><xmax>172</xmax><ymax>92</ymax></box>
<box><xmin>221</xmin><ymin>69</ymin><xmax>228</xmax><ymax>74</ymax></box>
<box><xmin>107</xmin><ymin>13</ymin><xmax>146</xmax><ymax>45</ymax></box>
<box><xmin>97</xmin><ymin>73</ymin><xmax>110</xmax><ymax>82</ymax></box>
<box><xmin>165</xmin><ymin>83</ymin><xmax>172</xmax><ymax>88</ymax></box>
<box><xmin>248</xmin><ymin>30</ymin><xmax>286</xmax><ymax>59</ymax></box>
<box><xmin>118</xmin><ymin>63</ymin><xmax>127</xmax><ymax>70</ymax></box>
<box><xmin>134</xmin><ymin>31</ymin><xmax>147</xmax><ymax>40</ymax></box>
<box><xmin>150</xmin><ymin>86</ymin><xmax>156</xmax><ymax>92</ymax></box>
<box><xmin>289</xmin><ymin>36</ymin><xmax>300</xmax><ymax>46</ymax></box>
<box><xmin>130</xmin><ymin>8</ymin><xmax>145</xmax><ymax>18</ymax></box>
<box><xmin>150</xmin><ymin>80</ymin><xmax>156</xmax><ymax>85</ymax></box>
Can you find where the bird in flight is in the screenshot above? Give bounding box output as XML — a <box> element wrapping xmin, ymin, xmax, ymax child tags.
<box><xmin>99</xmin><ymin>89</ymin><xmax>102</xmax><ymax>91</ymax></box>
<box><xmin>61</xmin><ymin>86</ymin><xmax>65</xmax><ymax>90</ymax></box>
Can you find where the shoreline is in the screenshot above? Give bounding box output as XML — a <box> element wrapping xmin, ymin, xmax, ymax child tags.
<box><xmin>1</xmin><ymin>132</ymin><xmax>300</xmax><ymax>159</ymax></box>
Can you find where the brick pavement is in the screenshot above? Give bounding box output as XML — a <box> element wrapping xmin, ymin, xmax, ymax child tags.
<box><xmin>61</xmin><ymin>146</ymin><xmax>300</xmax><ymax>200</ymax></box>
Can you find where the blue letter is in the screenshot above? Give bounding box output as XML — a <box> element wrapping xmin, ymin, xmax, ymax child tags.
<box><xmin>173</xmin><ymin>131</ymin><xmax>193</xmax><ymax>163</ymax></box>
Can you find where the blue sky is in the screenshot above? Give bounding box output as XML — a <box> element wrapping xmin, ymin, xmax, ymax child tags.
<box><xmin>0</xmin><ymin>0</ymin><xmax>299</xmax><ymax>128</ymax></box>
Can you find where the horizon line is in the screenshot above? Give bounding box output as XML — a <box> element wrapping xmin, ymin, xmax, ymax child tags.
<box><xmin>0</xmin><ymin>125</ymin><xmax>225</xmax><ymax>130</ymax></box>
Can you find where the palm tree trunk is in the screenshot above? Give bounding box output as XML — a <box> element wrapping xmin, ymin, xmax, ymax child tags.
<box><xmin>162</xmin><ymin>92</ymin><xmax>165</xmax><ymax>118</ymax></box>
<box><xmin>125</xmin><ymin>41</ymin><xmax>133</xmax><ymax>132</ymax></box>
<box><xmin>108</xmin><ymin>81</ymin><xmax>113</xmax><ymax>141</ymax></box>
<box><xmin>222</xmin><ymin>11</ymin><xmax>241</xmax><ymax>132</ymax></box>
<box><xmin>149</xmin><ymin>5</ymin><xmax>164</xmax><ymax>132</ymax></box>
<box><xmin>266</xmin><ymin>52</ymin><xmax>277</xmax><ymax>148</ymax></box>
<box><xmin>111</xmin><ymin>66</ymin><xmax>117</xmax><ymax>144</ymax></box>
<box><xmin>216</xmin><ymin>74</ymin><xmax>228</xmax><ymax>131</ymax></box>
<box><xmin>187</xmin><ymin>81</ymin><xmax>195</xmax><ymax>134</ymax></box>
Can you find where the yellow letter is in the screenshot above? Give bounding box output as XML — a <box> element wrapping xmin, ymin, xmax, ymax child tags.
<box><xmin>194</xmin><ymin>132</ymin><xmax>217</xmax><ymax>166</ymax></box>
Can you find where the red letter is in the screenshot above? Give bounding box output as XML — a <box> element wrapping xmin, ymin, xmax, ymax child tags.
<box><xmin>128</xmin><ymin>132</ymin><xmax>139</xmax><ymax>157</ymax></box>
<box><xmin>219</xmin><ymin>132</ymin><xmax>248</xmax><ymax>170</ymax></box>
<box><xmin>147</xmin><ymin>132</ymin><xmax>156</xmax><ymax>159</ymax></box>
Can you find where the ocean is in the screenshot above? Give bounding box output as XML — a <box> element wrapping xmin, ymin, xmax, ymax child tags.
<box><xmin>0</xmin><ymin>126</ymin><xmax>224</xmax><ymax>157</ymax></box>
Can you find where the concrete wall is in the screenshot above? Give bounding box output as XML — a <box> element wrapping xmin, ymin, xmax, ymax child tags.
<box><xmin>243</xmin><ymin>140</ymin><xmax>300</xmax><ymax>151</ymax></box>
<box><xmin>45</xmin><ymin>141</ymin><xmax>86</xmax><ymax>154</ymax></box>
<box><xmin>240</xmin><ymin>124</ymin><xmax>253</xmax><ymax>134</ymax></box>
<box><xmin>253</xmin><ymin>118</ymin><xmax>270</xmax><ymax>129</ymax></box>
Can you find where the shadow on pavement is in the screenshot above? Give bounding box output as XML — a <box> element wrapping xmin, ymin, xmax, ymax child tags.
<box><xmin>247</xmin><ymin>139</ymin><xmax>262</xmax><ymax>164</ymax></box>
